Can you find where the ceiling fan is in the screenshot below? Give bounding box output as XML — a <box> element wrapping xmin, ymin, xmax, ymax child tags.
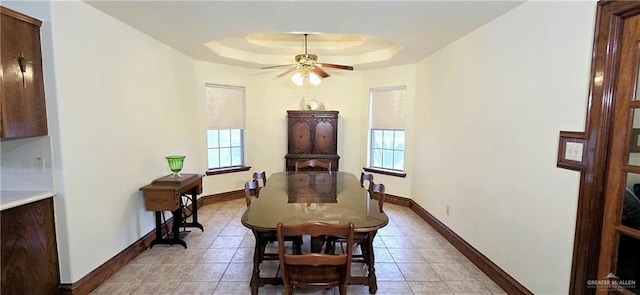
<box><xmin>261</xmin><ymin>34</ymin><xmax>354</xmax><ymax>85</ymax></box>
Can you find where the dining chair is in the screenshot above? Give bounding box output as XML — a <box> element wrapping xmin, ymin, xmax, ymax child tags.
<box><xmin>252</xmin><ymin>171</ymin><xmax>267</xmax><ymax>187</ymax></box>
<box><xmin>277</xmin><ymin>222</ymin><xmax>354</xmax><ymax>295</ymax></box>
<box><xmin>370</xmin><ymin>182</ymin><xmax>385</xmax><ymax>213</ymax></box>
<box><xmin>360</xmin><ymin>172</ymin><xmax>374</xmax><ymax>191</ymax></box>
<box><xmin>294</xmin><ymin>159</ymin><xmax>332</xmax><ymax>171</ymax></box>
<box><xmin>243</xmin><ymin>179</ymin><xmax>260</xmax><ymax>207</ymax></box>
<box><xmin>326</xmin><ymin>182</ymin><xmax>385</xmax><ymax>271</ymax></box>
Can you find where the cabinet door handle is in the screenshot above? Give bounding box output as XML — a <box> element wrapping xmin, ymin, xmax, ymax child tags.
<box><xmin>15</xmin><ymin>51</ymin><xmax>29</xmax><ymax>88</ymax></box>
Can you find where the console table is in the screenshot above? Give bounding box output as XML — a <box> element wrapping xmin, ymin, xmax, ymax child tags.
<box><xmin>140</xmin><ymin>173</ymin><xmax>204</xmax><ymax>248</ymax></box>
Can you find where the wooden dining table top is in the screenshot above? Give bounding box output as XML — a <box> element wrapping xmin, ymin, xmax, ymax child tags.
<box><xmin>241</xmin><ymin>171</ymin><xmax>388</xmax><ymax>232</ymax></box>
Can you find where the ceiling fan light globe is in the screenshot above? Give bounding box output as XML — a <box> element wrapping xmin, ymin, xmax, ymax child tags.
<box><xmin>309</xmin><ymin>72</ymin><xmax>322</xmax><ymax>86</ymax></box>
<box><xmin>291</xmin><ymin>72</ymin><xmax>304</xmax><ymax>86</ymax></box>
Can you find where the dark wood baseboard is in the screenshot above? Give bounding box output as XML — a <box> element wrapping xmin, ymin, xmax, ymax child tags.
<box><xmin>199</xmin><ymin>189</ymin><xmax>244</xmax><ymax>205</ymax></box>
<box><xmin>57</xmin><ymin>190</ymin><xmax>242</xmax><ymax>295</ymax></box>
<box><xmin>58</xmin><ymin>217</ymin><xmax>174</xmax><ymax>295</ymax></box>
<box><xmin>60</xmin><ymin>190</ymin><xmax>529</xmax><ymax>295</ymax></box>
<box><xmin>377</xmin><ymin>192</ymin><xmax>411</xmax><ymax>207</ymax></box>
<box><xmin>382</xmin><ymin>194</ymin><xmax>532</xmax><ymax>295</ymax></box>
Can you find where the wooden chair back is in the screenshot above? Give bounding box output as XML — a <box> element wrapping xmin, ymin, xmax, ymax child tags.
<box><xmin>277</xmin><ymin>222</ymin><xmax>354</xmax><ymax>295</ymax></box>
<box><xmin>244</xmin><ymin>179</ymin><xmax>260</xmax><ymax>207</ymax></box>
<box><xmin>370</xmin><ymin>182</ymin><xmax>385</xmax><ymax>212</ymax></box>
<box><xmin>294</xmin><ymin>159</ymin><xmax>332</xmax><ymax>171</ymax></box>
<box><xmin>360</xmin><ymin>172</ymin><xmax>374</xmax><ymax>190</ymax></box>
<box><xmin>252</xmin><ymin>171</ymin><xmax>267</xmax><ymax>187</ymax></box>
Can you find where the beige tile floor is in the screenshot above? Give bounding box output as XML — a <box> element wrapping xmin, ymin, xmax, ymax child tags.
<box><xmin>91</xmin><ymin>198</ymin><xmax>507</xmax><ymax>295</ymax></box>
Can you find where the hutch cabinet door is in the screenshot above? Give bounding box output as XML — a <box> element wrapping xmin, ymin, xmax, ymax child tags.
<box><xmin>314</xmin><ymin>119</ymin><xmax>336</xmax><ymax>154</ymax></box>
<box><xmin>289</xmin><ymin>120</ymin><xmax>312</xmax><ymax>153</ymax></box>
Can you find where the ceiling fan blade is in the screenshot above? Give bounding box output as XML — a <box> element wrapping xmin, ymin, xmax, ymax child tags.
<box><xmin>318</xmin><ymin>63</ymin><xmax>354</xmax><ymax>71</ymax></box>
<box><xmin>276</xmin><ymin>66</ymin><xmax>298</xmax><ymax>77</ymax></box>
<box><xmin>313</xmin><ymin>66</ymin><xmax>330</xmax><ymax>78</ymax></box>
<box><xmin>261</xmin><ymin>64</ymin><xmax>296</xmax><ymax>69</ymax></box>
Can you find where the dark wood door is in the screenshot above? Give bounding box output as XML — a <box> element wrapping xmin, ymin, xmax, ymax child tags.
<box><xmin>597</xmin><ymin>11</ymin><xmax>640</xmax><ymax>294</ymax></box>
<box><xmin>0</xmin><ymin>7</ymin><xmax>47</xmax><ymax>138</ymax></box>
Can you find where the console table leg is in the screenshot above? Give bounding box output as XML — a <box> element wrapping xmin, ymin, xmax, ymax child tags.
<box><xmin>181</xmin><ymin>193</ymin><xmax>204</xmax><ymax>232</ymax></box>
<box><xmin>150</xmin><ymin>211</ymin><xmax>163</xmax><ymax>248</ymax></box>
<box><xmin>172</xmin><ymin>208</ymin><xmax>187</xmax><ymax>249</ymax></box>
<box><xmin>189</xmin><ymin>190</ymin><xmax>204</xmax><ymax>232</ymax></box>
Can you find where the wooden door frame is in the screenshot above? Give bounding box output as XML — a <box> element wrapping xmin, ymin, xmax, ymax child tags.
<box><xmin>569</xmin><ymin>1</ymin><xmax>640</xmax><ymax>294</ymax></box>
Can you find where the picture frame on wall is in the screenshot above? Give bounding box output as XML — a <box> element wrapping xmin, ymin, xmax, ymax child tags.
<box><xmin>557</xmin><ymin>131</ymin><xmax>587</xmax><ymax>171</ymax></box>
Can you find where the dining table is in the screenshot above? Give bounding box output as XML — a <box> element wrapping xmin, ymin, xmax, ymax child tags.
<box><xmin>241</xmin><ymin>171</ymin><xmax>389</xmax><ymax>294</ymax></box>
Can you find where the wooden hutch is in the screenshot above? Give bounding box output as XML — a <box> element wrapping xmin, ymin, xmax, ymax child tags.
<box><xmin>285</xmin><ymin>110</ymin><xmax>339</xmax><ymax>171</ymax></box>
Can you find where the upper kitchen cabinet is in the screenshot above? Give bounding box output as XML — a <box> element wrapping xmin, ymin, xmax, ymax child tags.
<box><xmin>0</xmin><ymin>6</ymin><xmax>47</xmax><ymax>138</ymax></box>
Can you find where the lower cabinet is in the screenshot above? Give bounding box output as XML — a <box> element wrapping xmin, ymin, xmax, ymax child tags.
<box><xmin>1</xmin><ymin>197</ymin><xmax>60</xmax><ymax>295</ymax></box>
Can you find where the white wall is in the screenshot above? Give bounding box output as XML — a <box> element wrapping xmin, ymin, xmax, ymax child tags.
<box><xmin>194</xmin><ymin>63</ymin><xmax>372</xmax><ymax>196</ymax></box>
<box><xmin>1</xmin><ymin>136</ymin><xmax>54</xmax><ymax>191</ymax></box>
<box><xmin>412</xmin><ymin>1</ymin><xmax>596</xmax><ymax>293</ymax></box>
<box><xmin>1</xmin><ymin>0</ymin><xmax>411</xmax><ymax>284</ymax></box>
<box><xmin>48</xmin><ymin>1</ymin><xmax>197</xmax><ymax>282</ymax></box>
<box><xmin>1</xmin><ymin>1</ymin><xmax>599</xmax><ymax>291</ymax></box>
<box><xmin>360</xmin><ymin>65</ymin><xmax>416</xmax><ymax>198</ymax></box>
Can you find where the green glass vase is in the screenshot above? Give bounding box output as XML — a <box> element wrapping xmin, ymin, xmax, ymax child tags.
<box><xmin>165</xmin><ymin>155</ymin><xmax>186</xmax><ymax>178</ymax></box>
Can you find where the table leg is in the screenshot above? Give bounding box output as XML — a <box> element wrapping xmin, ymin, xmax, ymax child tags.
<box><xmin>171</xmin><ymin>208</ymin><xmax>188</xmax><ymax>248</ymax></box>
<box><xmin>310</xmin><ymin>235</ymin><xmax>326</xmax><ymax>253</ymax></box>
<box><xmin>367</xmin><ymin>231</ymin><xmax>378</xmax><ymax>294</ymax></box>
<box><xmin>181</xmin><ymin>192</ymin><xmax>204</xmax><ymax>231</ymax></box>
<box><xmin>148</xmin><ymin>210</ymin><xmax>187</xmax><ymax>249</ymax></box>
<box><xmin>189</xmin><ymin>191</ymin><xmax>203</xmax><ymax>232</ymax></box>
<box><xmin>149</xmin><ymin>211</ymin><xmax>163</xmax><ymax>248</ymax></box>
<box><xmin>250</xmin><ymin>231</ymin><xmax>266</xmax><ymax>295</ymax></box>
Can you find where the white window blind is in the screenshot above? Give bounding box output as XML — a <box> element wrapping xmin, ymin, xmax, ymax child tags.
<box><xmin>370</xmin><ymin>86</ymin><xmax>406</xmax><ymax>129</ymax></box>
<box><xmin>205</xmin><ymin>84</ymin><xmax>245</xmax><ymax>129</ymax></box>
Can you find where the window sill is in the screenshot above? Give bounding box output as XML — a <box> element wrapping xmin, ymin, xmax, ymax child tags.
<box><xmin>363</xmin><ymin>167</ymin><xmax>407</xmax><ymax>178</ymax></box>
<box><xmin>206</xmin><ymin>165</ymin><xmax>251</xmax><ymax>176</ymax></box>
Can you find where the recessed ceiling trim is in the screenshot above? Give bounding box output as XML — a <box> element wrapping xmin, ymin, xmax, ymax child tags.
<box><xmin>207</xmin><ymin>33</ymin><xmax>402</xmax><ymax>67</ymax></box>
<box><xmin>83</xmin><ymin>0</ymin><xmax>526</xmax><ymax>70</ymax></box>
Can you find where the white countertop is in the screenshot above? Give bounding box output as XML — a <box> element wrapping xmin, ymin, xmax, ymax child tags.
<box><xmin>0</xmin><ymin>190</ymin><xmax>56</xmax><ymax>211</ymax></box>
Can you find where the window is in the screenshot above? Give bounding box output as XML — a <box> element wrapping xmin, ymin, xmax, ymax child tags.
<box><xmin>368</xmin><ymin>86</ymin><xmax>406</xmax><ymax>172</ymax></box>
<box><xmin>206</xmin><ymin>129</ymin><xmax>243</xmax><ymax>168</ymax></box>
<box><xmin>205</xmin><ymin>84</ymin><xmax>245</xmax><ymax>170</ymax></box>
<box><xmin>370</xmin><ymin>129</ymin><xmax>405</xmax><ymax>170</ymax></box>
